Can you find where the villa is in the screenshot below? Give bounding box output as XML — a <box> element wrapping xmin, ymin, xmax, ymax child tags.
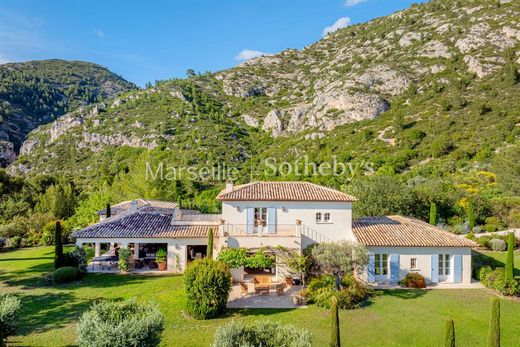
<box><xmin>73</xmin><ymin>181</ymin><xmax>476</xmax><ymax>285</ymax></box>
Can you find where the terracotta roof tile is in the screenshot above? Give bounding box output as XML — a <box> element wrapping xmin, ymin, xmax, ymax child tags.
<box><xmin>73</xmin><ymin>211</ymin><xmax>218</xmax><ymax>239</ymax></box>
<box><xmin>217</xmin><ymin>181</ymin><xmax>356</xmax><ymax>202</ymax></box>
<box><xmin>352</xmin><ymin>216</ymin><xmax>477</xmax><ymax>248</ymax></box>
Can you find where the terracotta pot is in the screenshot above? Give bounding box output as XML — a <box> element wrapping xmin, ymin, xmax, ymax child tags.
<box><xmin>157</xmin><ymin>262</ymin><xmax>167</xmax><ymax>271</ymax></box>
<box><xmin>285</xmin><ymin>277</ymin><xmax>294</xmax><ymax>287</ymax></box>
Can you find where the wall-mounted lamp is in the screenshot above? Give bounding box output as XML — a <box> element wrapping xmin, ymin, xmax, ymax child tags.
<box><xmin>236</xmin><ymin>206</ymin><xmax>243</xmax><ymax>212</ymax></box>
<box><xmin>282</xmin><ymin>206</ymin><xmax>288</xmax><ymax>213</ymax></box>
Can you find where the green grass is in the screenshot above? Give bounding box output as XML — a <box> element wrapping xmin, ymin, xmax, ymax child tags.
<box><xmin>1</xmin><ymin>247</ymin><xmax>520</xmax><ymax>346</ymax></box>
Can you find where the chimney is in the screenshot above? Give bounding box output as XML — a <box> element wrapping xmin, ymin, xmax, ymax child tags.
<box><xmin>225</xmin><ymin>182</ymin><xmax>234</xmax><ymax>192</ymax></box>
<box><xmin>130</xmin><ymin>200</ymin><xmax>138</xmax><ymax>211</ymax></box>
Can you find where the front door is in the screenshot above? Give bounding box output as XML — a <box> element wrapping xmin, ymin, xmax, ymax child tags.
<box><xmin>438</xmin><ymin>254</ymin><xmax>451</xmax><ymax>282</ymax></box>
<box><xmin>254</xmin><ymin>207</ymin><xmax>267</xmax><ymax>233</ymax></box>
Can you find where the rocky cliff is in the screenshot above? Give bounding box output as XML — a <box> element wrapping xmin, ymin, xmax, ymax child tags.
<box><xmin>9</xmin><ymin>0</ymin><xmax>520</xmax><ymax>178</ymax></box>
<box><xmin>0</xmin><ymin>59</ymin><xmax>136</xmax><ymax>166</ymax></box>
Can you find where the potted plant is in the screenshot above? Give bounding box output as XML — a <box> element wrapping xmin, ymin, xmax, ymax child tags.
<box><xmin>285</xmin><ymin>276</ymin><xmax>294</xmax><ymax>287</ymax></box>
<box><xmin>156</xmin><ymin>249</ymin><xmax>167</xmax><ymax>271</ymax></box>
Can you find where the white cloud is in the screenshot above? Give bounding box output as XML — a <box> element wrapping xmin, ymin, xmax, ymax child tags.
<box><xmin>345</xmin><ymin>0</ymin><xmax>367</xmax><ymax>7</ymax></box>
<box><xmin>94</xmin><ymin>29</ymin><xmax>105</xmax><ymax>38</ymax></box>
<box><xmin>322</xmin><ymin>17</ymin><xmax>352</xmax><ymax>37</ymax></box>
<box><xmin>234</xmin><ymin>49</ymin><xmax>270</xmax><ymax>61</ymax></box>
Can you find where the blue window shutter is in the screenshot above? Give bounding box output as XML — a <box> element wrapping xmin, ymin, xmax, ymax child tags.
<box><xmin>431</xmin><ymin>254</ymin><xmax>439</xmax><ymax>283</ymax></box>
<box><xmin>246</xmin><ymin>208</ymin><xmax>254</xmax><ymax>233</ymax></box>
<box><xmin>267</xmin><ymin>208</ymin><xmax>276</xmax><ymax>233</ymax></box>
<box><xmin>368</xmin><ymin>254</ymin><xmax>375</xmax><ymax>282</ymax></box>
<box><xmin>390</xmin><ymin>254</ymin><xmax>400</xmax><ymax>283</ymax></box>
<box><xmin>453</xmin><ymin>254</ymin><xmax>462</xmax><ymax>283</ymax></box>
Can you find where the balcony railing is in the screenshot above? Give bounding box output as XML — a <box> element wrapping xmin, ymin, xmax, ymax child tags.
<box><xmin>221</xmin><ymin>224</ymin><xmax>298</xmax><ymax>237</ymax></box>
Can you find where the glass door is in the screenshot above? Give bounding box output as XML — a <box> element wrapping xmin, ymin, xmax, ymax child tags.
<box><xmin>254</xmin><ymin>207</ymin><xmax>267</xmax><ymax>233</ymax></box>
<box><xmin>438</xmin><ymin>254</ymin><xmax>451</xmax><ymax>282</ymax></box>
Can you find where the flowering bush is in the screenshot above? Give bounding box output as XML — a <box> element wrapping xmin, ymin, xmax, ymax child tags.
<box><xmin>480</xmin><ymin>266</ymin><xmax>519</xmax><ymax>296</ymax></box>
<box><xmin>398</xmin><ymin>272</ymin><xmax>426</xmax><ymax>288</ymax></box>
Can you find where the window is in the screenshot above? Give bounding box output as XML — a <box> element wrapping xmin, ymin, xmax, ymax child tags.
<box><xmin>375</xmin><ymin>254</ymin><xmax>388</xmax><ymax>276</ymax></box>
<box><xmin>410</xmin><ymin>258</ymin><xmax>417</xmax><ymax>269</ymax></box>
<box><xmin>438</xmin><ymin>254</ymin><xmax>451</xmax><ymax>276</ymax></box>
<box><xmin>324</xmin><ymin>213</ymin><xmax>330</xmax><ymax>222</ymax></box>
<box><xmin>316</xmin><ymin>212</ymin><xmax>331</xmax><ymax>223</ymax></box>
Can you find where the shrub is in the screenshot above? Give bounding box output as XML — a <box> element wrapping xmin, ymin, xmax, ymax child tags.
<box><xmin>302</xmin><ymin>274</ymin><xmax>372</xmax><ymax>309</ymax></box>
<box><xmin>184</xmin><ymin>259</ymin><xmax>231</xmax><ymax>319</ymax></box>
<box><xmin>54</xmin><ymin>221</ymin><xmax>64</xmax><ymax>268</ymax></box>
<box><xmin>489</xmin><ymin>239</ymin><xmax>506</xmax><ymax>251</ymax></box>
<box><xmin>118</xmin><ymin>247</ymin><xmax>133</xmax><ymax>272</ymax></box>
<box><xmin>217</xmin><ymin>248</ymin><xmax>248</xmax><ymax>268</ymax></box>
<box><xmin>488</xmin><ymin>298</ymin><xmax>500</xmax><ymax>347</ymax></box>
<box><xmin>77</xmin><ymin>299</ymin><xmax>164</xmax><ymax>347</ymax></box>
<box><xmin>505</xmin><ymin>233</ymin><xmax>515</xmax><ymax>282</ymax></box>
<box><xmin>0</xmin><ymin>294</ymin><xmax>21</xmax><ymax>343</ymax></box>
<box><xmin>7</xmin><ymin>236</ymin><xmax>21</xmax><ymax>249</ymax></box>
<box><xmin>330</xmin><ymin>296</ymin><xmax>340</xmax><ymax>347</ymax></box>
<box><xmin>52</xmin><ymin>266</ymin><xmax>80</xmax><ymax>283</ymax></box>
<box><xmin>480</xmin><ymin>267</ymin><xmax>519</xmax><ymax>296</ymax></box>
<box><xmin>64</xmin><ymin>246</ymin><xmax>88</xmax><ymax>273</ymax></box>
<box><xmin>212</xmin><ymin>320</ymin><xmax>311</xmax><ymax>347</ymax></box>
<box><xmin>399</xmin><ymin>272</ymin><xmax>427</xmax><ymax>288</ymax></box>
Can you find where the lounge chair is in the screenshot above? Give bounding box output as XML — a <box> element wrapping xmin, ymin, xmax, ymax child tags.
<box><xmin>253</xmin><ymin>275</ymin><xmax>272</xmax><ymax>294</ymax></box>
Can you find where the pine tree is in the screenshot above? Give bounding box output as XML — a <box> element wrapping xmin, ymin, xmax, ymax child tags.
<box><xmin>106</xmin><ymin>203</ymin><xmax>111</xmax><ymax>218</ymax></box>
<box><xmin>444</xmin><ymin>319</ymin><xmax>455</xmax><ymax>347</ymax></box>
<box><xmin>207</xmin><ymin>227</ymin><xmax>214</xmax><ymax>259</ymax></box>
<box><xmin>505</xmin><ymin>233</ymin><xmax>515</xmax><ymax>282</ymax></box>
<box><xmin>54</xmin><ymin>221</ymin><xmax>64</xmax><ymax>268</ymax></box>
<box><xmin>330</xmin><ymin>296</ymin><xmax>341</xmax><ymax>347</ymax></box>
<box><xmin>429</xmin><ymin>202</ymin><xmax>438</xmax><ymax>226</ymax></box>
<box><xmin>488</xmin><ymin>297</ymin><xmax>500</xmax><ymax>347</ymax></box>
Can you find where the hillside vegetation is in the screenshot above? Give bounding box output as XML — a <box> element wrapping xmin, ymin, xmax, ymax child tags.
<box><xmin>0</xmin><ymin>59</ymin><xmax>136</xmax><ymax>165</ymax></box>
<box><xmin>1</xmin><ymin>0</ymin><xmax>520</xmax><ymax>245</ymax></box>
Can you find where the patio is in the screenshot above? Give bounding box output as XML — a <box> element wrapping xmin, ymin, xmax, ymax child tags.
<box><xmin>227</xmin><ymin>281</ymin><xmax>305</xmax><ymax>309</ymax></box>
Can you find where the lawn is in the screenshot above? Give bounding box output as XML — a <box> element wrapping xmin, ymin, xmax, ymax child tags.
<box><xmin>1</xmin><ymin>247</ymin><xmax>520</xmax><ymax>347</ymax></box>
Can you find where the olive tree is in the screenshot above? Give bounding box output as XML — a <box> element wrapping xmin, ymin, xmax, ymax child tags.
<box><xmin>312</xmin><ymin>241</ymin><xmax>368</xmax><ymax>290</ymax></box>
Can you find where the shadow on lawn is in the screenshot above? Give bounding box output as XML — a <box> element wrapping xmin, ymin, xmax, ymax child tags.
<box><xmin>378</xmin><ymin>289</ymin><xmax>427</xmax><ymax>300</ymax></box>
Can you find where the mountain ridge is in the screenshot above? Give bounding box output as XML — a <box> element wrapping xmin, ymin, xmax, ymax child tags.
<box><xmin>0</xmin><ymin>59</ymin><xmax>136</xmax><ymax>165</ymax></box>
<box><xmin>7</xmin><ymin>0</ymin><xmax>520</xmax><ymax>183</ymax></box>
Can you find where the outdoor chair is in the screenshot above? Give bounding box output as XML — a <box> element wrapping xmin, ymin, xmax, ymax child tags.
<box><xmin>253</xmin><ymin>275</ymin><xmax>271</xmax><ymax>294</ymax></box>
<box><xmin>276</xmin><ymin>283</ymin><xmax>286</xmax><ymax>295</ymax></box>
<box><xmin>239</xmin><ymin>281</ymin><xmax>249</xmax><ymax>296</ymax></box>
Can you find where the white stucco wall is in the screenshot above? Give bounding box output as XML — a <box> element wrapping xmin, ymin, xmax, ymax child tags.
<box><xmin>221</xmin><ymin>201</ymin><xmax>353</xmax><ymax>244</ymax></box>
<box><xmin>363</xmin><ymin>247</ymin><xmax>472</xmax><ymax>284</ymax></box>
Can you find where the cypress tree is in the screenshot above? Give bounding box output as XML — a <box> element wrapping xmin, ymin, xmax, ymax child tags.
<box><xmin>207</xmin><ymin>228</ymin><xmax>214</xmax><ymax>259</ymax></box>
<box><xmin>505</xmin><ymin>233</ymin><xmax>515</xmax><ymax>282</ymax></box>
<box><xmin>467</xmin><ymin>200</ymin><xmax>475</xmax><ymax>231</ymax></box>
<box><xmin>429</xmin><ymin>202</ymin><xmax>438</xmax><ymax>226</ymax></box>
<box><xmin>106</xmin><ymin>203</ymin><xmax>111</xmax><ymax>218</ymax></box>
<box><xmin>488</xmin><ymin>297</ymin><xmax>500</xmax><ymax>347</ymax></box>
<box><xmin>444</xmin><ymin>319</ymin><xmax>455</xmax><ymax>347</ymax></box>
<box><xmin>330</xmin><ymin>296</ymin><xmax>341</xmax><ymax>347</ymax></box>
<box><xmin>54</xmin><ymin>221</ymin><xmax>64</xmax><ymax>269</ymax></box>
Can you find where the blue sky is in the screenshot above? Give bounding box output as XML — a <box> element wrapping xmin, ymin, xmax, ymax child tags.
<box><xmin>0</xmin><ymin>0</ymin><xmax>426</xmax><ymax>86</ymax></box>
